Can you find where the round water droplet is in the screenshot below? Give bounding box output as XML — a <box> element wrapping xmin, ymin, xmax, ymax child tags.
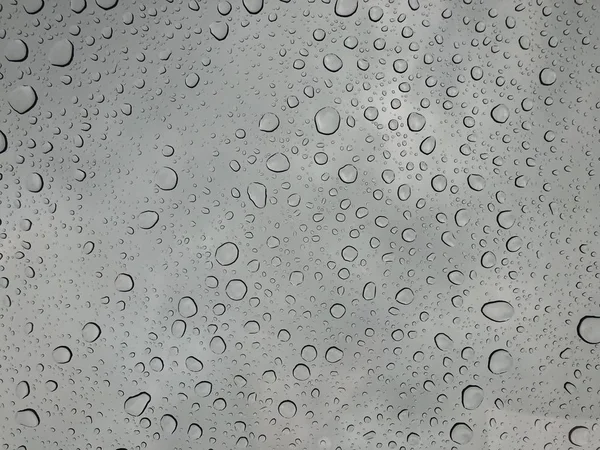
<box><xmin>434</xmin><ymin>333</ymin><xmax>453</xmax><ymax>351</ymax></box>
<box><xmin>195</xmin><ymin>381</ymin><xmax>212</xmax><ymax>397</ymax></box>
<box><xmin>362</xmin><ymin>282</ymin><xmax>376</xmax><ymax>300</ymax></box>
<box><xmin>481</xmin><ymin>301</ymin><xmax>514</xmax><ymax>322</ymax></box>
<box><xmin>539</xmin><ymin>68</ymin><xmax>557</xmax><ymax>86</ymax></box>
<box><xmin>467</xmin><ymin>174</ymin><xmax>486</xmax><ymax>191</ymax></box>
<box><xmin>22</xmin><ymin>0</ymin><xmax>44</xmax><ymax>14</ymax></box>
<box><xmin>397</xmin><ymin>184</ymin><xmax>411</xmax><ymax>201</ymax></box>
<box><xmin>491</xmin><ymin>104</ymin><xmax>510</xmax><ymax>123</ymax></box>
<box><xmin>407</xmin><ymin>112</ymin><xmax>426</xmax><ymax>132</ymax></box>
<box><xmin>292</xmin><ymin>363</ymin><xmax>311</xmax><ymax>381</ymax></box>
<box><xmin>49</xmin><ymin>39</ymin><xmax>74</xmax><ymax>66</ymax></box>
<box><xmin>419</xmin><ymin>136</ymin><xmax>436</xmax><ymax>155</ymax></box>
<box><xmin>210</xmin><ymin>335</ymin><xmax>227</xmax><ymax>354</ymax></box>
<box><xmin>461</xmin><ymin>385</ymin><xmax>484</xmax><ymax>410</ymax></box>
<box><xmin>497</xmin><ymin>210</ymin><xmax>515</xmax><ymax>229</ymax></box>
<box><xmin>323</xmin><ymin>53</ymin><xmax>343</xmax><ymax>72</ymax></box>
<box><xmin>185</xmin><ymin>72</ymin><xmax>200</xmax><ymax>88</ymax></box>
<box><xmin>215</xmin><ymin>242</ymin><xmax>239</xmax><ymax>266</ymax></box>
<box><xmin>334</xmin><ymin>0</ymin><xmax>358</xmax><ymax>17</ymax></box>
<box><xmin>52</xmin><ymin>346</ymin><xmax>73</xmax><ymax>364</ymax></box>
<box><xmin>396</xmin><ymin>287</ymin><xmax>414</xmax><ymax>305</ymax></box>
<box><xmin>450</xmin><ymin>423</ymin><xmax>473</xmax><ymax>445</ymax></box>
<box><xmin>225</xmin><ymin>279</ymin><xmax>247</xmax><ymax>300</ymax></box>
<box><xmin>330</xmin><ymin>303</ymin><xmax>346</xmax><ymax>319</ymax></box>
<box><xmin>82</xmin><ymin>322</ymin><xmax>101</xmax><ymax>342</ymax></box>
<box><xmin>364</xmin><ymin>106</ymin><xmax>379</xmax><ymax>121</ymax></box>
<box><xmin>259</xmin><ymin>112</ymin><xmax>280</xmax><ymax>132</ymax></box>
<box><xmin>266</xmin><ymin>153</ymin><xmax>290</xmax><ymax>173</ymax></box>
<box><xmin>25</xmin><ymin>172</ymin><xmax>44</xmax><ymax>193</ymax></box>
<box><xmin>188</xmin><ymin>423</ymin><xmax>203</xmax><ymax>440</ymax></box>
<box><xmin>448</xmin><ymin>270</ymin><xmax>464</xmax><ymax>285</ymax></box>
<box><xmin>8</xmin><ymin>85</ymin><xmax>37</xmax><ymax>114</ymax></box>
<box><xmin>325</xmin><ymin>346</ymin><xmax>344</xmax><ymax>363</ymax></box>
<box><xmin>481</xmin><ymin>251</ymin><xmax>496</xmax><ymax>268</ymax></box>
<box><xmin>160</xmin><ymin>414</ymin><xmax>177</xmax><ymax>434</ymax></box>
<box><xmin>96</xmin><ymin>0</ymin><xmax>118</xmax><ymax>10</ymax></box>
<box><xmin>393</xmin><ymin>59</ymin><xmax>408</xmax><ymax>73</ymax></box>
<box><xmin>431</xmin><ymin>174</ymin><xmax>447</xmax><ymax>192</ymax></box>
<box><xmin>577</xmin><ymin>316</ymin><xmax>600</xmax><ymax>344</ymax></box>
<box><xmin>338</xmin><ymin>164</ymin><xmax>358</xmax><ymax>183</ymax></box>
<box><xmin>210</xmin><ymin>22</ymin><xmax>229</xmax><ymax>40</ymax></box>
<box><xmin>569</xmin><ymin>426</ymin><xmax>590</xmax><ymax>447</ymax></box>
<box><xmin>488</xmin><ymin>349</ymin><xmax>513</xmax><ymax>374</ymax></box>
<box><xmin>138</xmin><ymin>210</ymin><xmax>159</xmax><ymax>229</ymax></box>
<box><xmin>315</xmin><ymin>107</ymin><xmax>341</xmax><ymax>135</ymax></box>
<box><xmin>155</xmin><ymin>167</ymin><xmax>178</xmax><ymax>191</ymax></box>
<box><xmin>243</xmin><ymin>0</ymin><xmax>263</xmax><ymax>14</ymax></box>
<box><xmin>124</xmin><ymin>392</ymin><xmax>151</xmax><ymax>416</ymax></box>
<box><xmin>185</xmin><ymin>356</ymin><xmax>203</xmax><ymax>372</ymax></box>
<box><xmin>115</xmin><ymin>273</ymin><xmax>134</xmax><ymax>292</ymax></box>
<box><xmin>278</xmin><ymin>400</ymin><xmax>297</xmax><ymax>418</ymax></box>
<box><xmin>5</xmin><ymin>39</ymin><xmax>29</xmax><ymax>62</ymax></box>
<box><xmin>178</xmin><ymin>296</ymin><xmax>198</xmax><ymax>318</ymax></box>
<box><xmin>15</xmin><ymin>409</ymin><xmax>40</xmax><ymax>428</ymax></box>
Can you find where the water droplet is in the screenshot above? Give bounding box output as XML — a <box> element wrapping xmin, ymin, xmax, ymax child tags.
<box><xmin>490</xmin><ymin>104</ymin><xmax>510</xmax><ymax>123</ymax></box>
<box><xmin>82</xmin><ymin>322</ymin><xmax>101</xmax><ymax>342</ymax></box>
<box><xmin>178</xmin><ymin>296</ymin><xmax>198</xmax><ymax>318</ymax></box>
<box><xmin>434</xmin><ymin>333</ymin><xmax>453</xmax><ymax>351</ymax></box>
<box><xmin>325</xmin><ymin>346</ymin><xmax>344</xmax><ymax>363</ymax></box>
<box><xmin>497</xmin><ymin>210</ymin><xmax>516</xmax><ymax>229</ymax></box>
<box><xmin>16</xmin><ymin>381</ymin><xmax>30</xmax><ymax>399</ymax></box>
<box><xmin>124</xmin><ymin>392</ymin><xmax>151</xmax><ymax>416</ymax></box>
<box><xmin>5</xmin><ymin>39</ymin><xmax>28</xmax><ymax>62</ymax></box>
<box><xmin>481</xmin><ymin>251</ymin><xmax>496</xmax><ymax>268</ymax></box>
<box><xmin>334</xmin><ymin>0</ymin><xmax>358</xmax><ymax>17</ymax></box>
<box><xmin>155</xmin><ymin>167</ymin><xmax>178</xmax><ymax>191</ymax></box>
<box><xmin>467</xmin><ymin>174</ymin><xmax>486</xmax><ymax>191</ymax></box>
<box><xmin>266</xmin><ymin>153</ymin><xmax>290</xmax><ymax>172</ymax></box>
<box><xmin>481</xmin><ymin>301</ymin><xmax>514</xmax><ymax>322</ymax></box>
<box><xmin>539</xmin><ymin>68</ymin><xmax>557</xmax><ymax>85</ymax></box>
<box><xmin>242</xmin><ymin>0</ymin><xmax>263</xmax><ymax>14</ymax></box>
<box><xmin>419</xmin><ymin>136</ymin><xmax>436</xmax><ymax>155</ymax></box>
<box><xmin>407</xmin><ymin>112</ymin><xmax>426</xmax><ymax>132</ymax></box>
<box><xmin>210</xmin><ymin>22</ymin><xmax>229</xmax><ymax>41</ymax></box>
<box><xmin>138</xmin><ymin>210</ymin><xmax>159</xmax><ymax>229</ymax></box>
<box><xmin>8</xmin><ymin>86</ymin><xmax>37</xmax><ymax>114</ymax></box>
<box><xmin>49</xmin><ymin>39</ymin><xmax>74</xmax><ymax>66</ymax></box>
<box><xmin>396</xmin><ymin>288</ymin><xmax>414</xmax><ymax>305</ymax></box>
<box><xmin>25</xmin><ymin>172</ymin><xmax>44</xmax><ymax>193</ymax></box>
<box><xmin>323</xmin><ymin>53</ymin><xmax>343</xmax><ymax>72</ymax></box>
<box><xmin>225</xmin><ymin>279</ymin><xmax>247</xmax><ymax>300</ymax></box>
<box><xmin>188</xmin><ymin>423</ymin><xmax>203</xmax><ymax>439</ymax></box>
<box><xmin>314</xmin><ymin>107</ymin><xmax>341</xmax><ymax>135</ymax></box>
<box><xmin>195</xmin><ymin>381</ymin><xmax>212</xmax><ymax>397</ymax></box>
<box><xmin>488</xmin><ymin>349</ymin><xmax>513</xmax><ymax>374</ymax></box>
<box><xmin>450</xmin><ymin>423</ymin><xmax>473</xmax><ymax>445</ymax></box>
<box><xmin>461</xmin><ymin>385</ymin><xmax>484</xmax><ymax>410</ymax></box>
<box><xmin>568</xmin><ymin>426</ymin><xmax>590</xmax><ymax>447</ymax></box>
<box><xmin>210</xmin><ymin>335</ymin><xmax>227</xmax><ymax>354</ymax></box>
<box><xmin>215</xmin><ymin>242</ymin><xmax>239</xmax><ymax>266</ymax></box>
<box><xmin>292</xmin><ymin>363</ymin><xmax>311</xmax><ymax>381</ymax></box>
<box><xmin>52</xmin><ymin>346</ymin><xmax>73</xmax><ymax>364</ymax></box>
<box><xmin>338</xmin><ymin>164</ymin><xmax>358</xmax><ymax>183</ymax></box>
<box><xmin>115</xmin><ymin>273</ymin><xmax>134</xmax><ymax>292</ymax></box>
<box><xmin>15</xmin><ymin>409</ymin><xmax>40</xmax><ymax>428</ymax></box>
<box><xmin>185</xmin><ymin>356</ymin><xmax>203</xmax><ymax>372</ymax></box>
<box><xmin>247</xmin><ymin>182</ymin><xmax>267</xmax><ymax>208</ymax></box>
<box><xmin>577</xmin><ymin>316</ymin><xmax>600</xmax><ymax>344</ymax></box>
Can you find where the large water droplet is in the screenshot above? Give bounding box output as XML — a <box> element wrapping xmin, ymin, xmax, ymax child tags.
<box><xmin>247</xmin><ymin>182</ymin><xmax>267</xmax><ymax>208</ymax></box>
<box><xmin>82</xmin><ymin>322</ymin><xmax>101</xmax><ymax>342</ymax></box>
<box><xmin>577</xmin><ymin>316</ymin><xmax>600</xmax><ymax>344</ymax></box>
<box><xmin>266</xmin><ymin>153</ymin><xmax>290</xmax><ymax>173</ymax></box>
<box><xmin>461</xmin><ymin>385</ymin><xmax>484</xmax><ymax>410</ymax></box>
<box><xmin>52</xmin><ymin>346</ymin><xmax>73</xmax><ymax>364</ymax></box>
<box><xmin>450</xmin><ymin>423</ymin><xmax>473</xmax><ymax>445</ymax></box>
<box><xmin>314</xmin><ymin>107</ymin><xmax>341</xmax><ymax>135</ymax></box>
<box><xmin>481</xmin><ymin>301</ymin><xmax>514</xmax><ymax>322</ymax></box>
<box><xmin>115</xmin><ymin>273</ymin><xmax>134</xmax><ymax>292</ymax></box>
<box><xmin>124</xmin><ymin>392</ymin><xmax>151</xmax><ymax>416</ymax></box>
<box><xmin>488</xmin><ymin>349</ymin><xmax>513</xmax><ymax>374</ymax></box>
<box><xmin>8</xmin><ymin>86</ymin><xmax>37</xmax><ymax>114</ymax></box>
<box><xmin>49</xmin><ymin>39</ymin><xmax>74</xmax><ymax>66</ymax></box>
<box><xmin>215</xmin><ymin>242</ymin><xmax>239</xmax><ymax>266</ymax></box>
<box><xmin>334</xmin><ymin>0</ymin><xmax>358</xmax><ymax>17</ymax></box>
<box><xmin>15</xmin><ymin>409</ymin><xmax>40</xmax><ymax>428</ymax></box>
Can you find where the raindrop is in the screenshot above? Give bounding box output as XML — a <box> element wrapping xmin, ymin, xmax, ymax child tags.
<box><xmin>115</xmin><ymin>273</ymin><xmax>134</xmax><ymax>292</ymax></box>
<box><xmin>539</xmin><ymin>68</ymin><xmax>557</xmax><ymax>85</ymax></box>
<box><xmin>124</xmin><ymin>392</ymin><xmax>151</xmax><ymax>416</ymax></box>
<box><xmin>52</xmin><ymin>346</ymin><xmax>73</xmax><ymax>364</ymax></box>
<box><xmin>568</xmin><ymin>426</ymin><xmax>590</xmax><ymax>447</ymax></box>
<box><xmin>490</xmin><ymin>104</ymin><xmax>510</xmax><ymax>123</ymax></box>
<box><xmin>396</xmin><ymin>288</ymin><xmax>415</xmax><ymax>305</ymax></box>
<box><xmin>323</xmin><ymin>53</ymin><xmax>343</xmax><ymax>72</ymax></box>
<box><xmin>138</xmin><ymin>211</ymin><xmax>159</xmax><ymax>229</ymax></box>
<box><xmin>315</xmin><ymin>107</ymin><xmax>341</xmax><ymax>135</ymax></box>
<box><xmin>481</xmin><ymin>301</ymin><xmax>514</xmax><ymax>322</ymax></box>
<box><xmin>82</xmin><ymin>322</ymin><xmax>101</xmax><ymax>342</ymax></box>
<box><xmin>247</xmin><ymin>182</ymin><xmax>267</xmax><ymax>208</ymax></box>
<box><xmin>325</xmin><ymin>346</ymin><xmax>344</xmax><ymax>363</ymax></box>
<box><xmin>178</xmin><ymin>296</ymin><xmax>198</xmax><ymax>318</ymax></box>
<box><xmin>577</xmin><ymin>316</ymin><xmax>600</xmax><ymax>344</ymax></box>
<box><xmin>278</xmin><ymin>400</ymin><xmax>297</xmax><ymax>418</ymax></box>
<box><xmin>334</xmin><ymin>0</ymin><xmax>358</xmax><ymax>17</ymax></box>
<box><xmin>266</xmin><ymin>153</ymin><xmax>290</xmax><ymax>173</ymax></box>
<box><xmin>25</xmin><ymin>173</ymin><xmax>44</xmax><ymax>193</ymax></box>
<box><xmin>481</xmin><ymin>251</ymin><xmax>496</xmax><ymax>268</ymax></box>
<box><xmin>194</xmin><ymin>381</ymin><xmax>212</xmax><ymax>397</ymax></box>
<box><xmin>419</xmin><ymin>136</ymin><xmax>436</xmax><ymax>155</ymax></box>
<box><xmin>225</xmin><ymin>279</ymin><xmax>247</xmax><ymax>300</ymax></box>
<box><xmin>450</xmin><ymin>423</ymin><xmax>473</xmax><ymax>445</ymax></box>
<box><xmin>407</xmin><ymin>112</ymin><xmax>426</xmax><ymax>132</ymax></box>
<box><xmin>488</xmin><ymin>349</ymin><xmax>513</xmax><ymax>374</ymax></box>
<box><xmin>49</xmin><ymin>39</ymin><xmax>74</xmax><ymax>66</ymax></box>
<box><xmin>467</xmin><ymin>174</ymin><xmax>486</xmax><ymax>191</ymax></box>
<box><xmin>155</xmin><ymin>167</ymin><xmax>178</xmax><ymax>191</ymax></box>
<box><xmin>338</xmin><ymin>164</ymin><xmax>358</xmax><ymax>183</ymax></box>
<box><xmin>216</xmin><ymin>242</ymin><xmax>239</xmax><ymax>266</ymax></box>
<box><xmin>210</xmin><ymin>336</ymin><xmax>227</xmax><ymax>354</ymax></box>
<box><xmin>160</xmin><ymin>414</ymin><xmax>177</xmax><ymax>435</ymax></box>
<box><xmin>259</xmin><ymin>112</ymin><xmax>280</xmax><ymax>132</ymax></box>
<box><xmin>461</xmin><ymin>385</ymin><xmax>484</xmax><ymax>410</ymax></box>
<box><xmin>15</xmin><ymin>409</ymin><xmax>40</xmax><ymax>428</ymax></box>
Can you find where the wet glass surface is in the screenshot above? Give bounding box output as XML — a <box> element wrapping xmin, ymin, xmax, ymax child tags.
<box><xmin>1</xmin><ymin>0</ymin><xmax>600</xmax><ymax>448</ymax></box>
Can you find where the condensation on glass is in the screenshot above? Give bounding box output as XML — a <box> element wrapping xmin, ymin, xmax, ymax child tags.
<box><xmin>0</xmin><ymin>0</ymin><xmax>599</xmax><ymax>449</ymax></box>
